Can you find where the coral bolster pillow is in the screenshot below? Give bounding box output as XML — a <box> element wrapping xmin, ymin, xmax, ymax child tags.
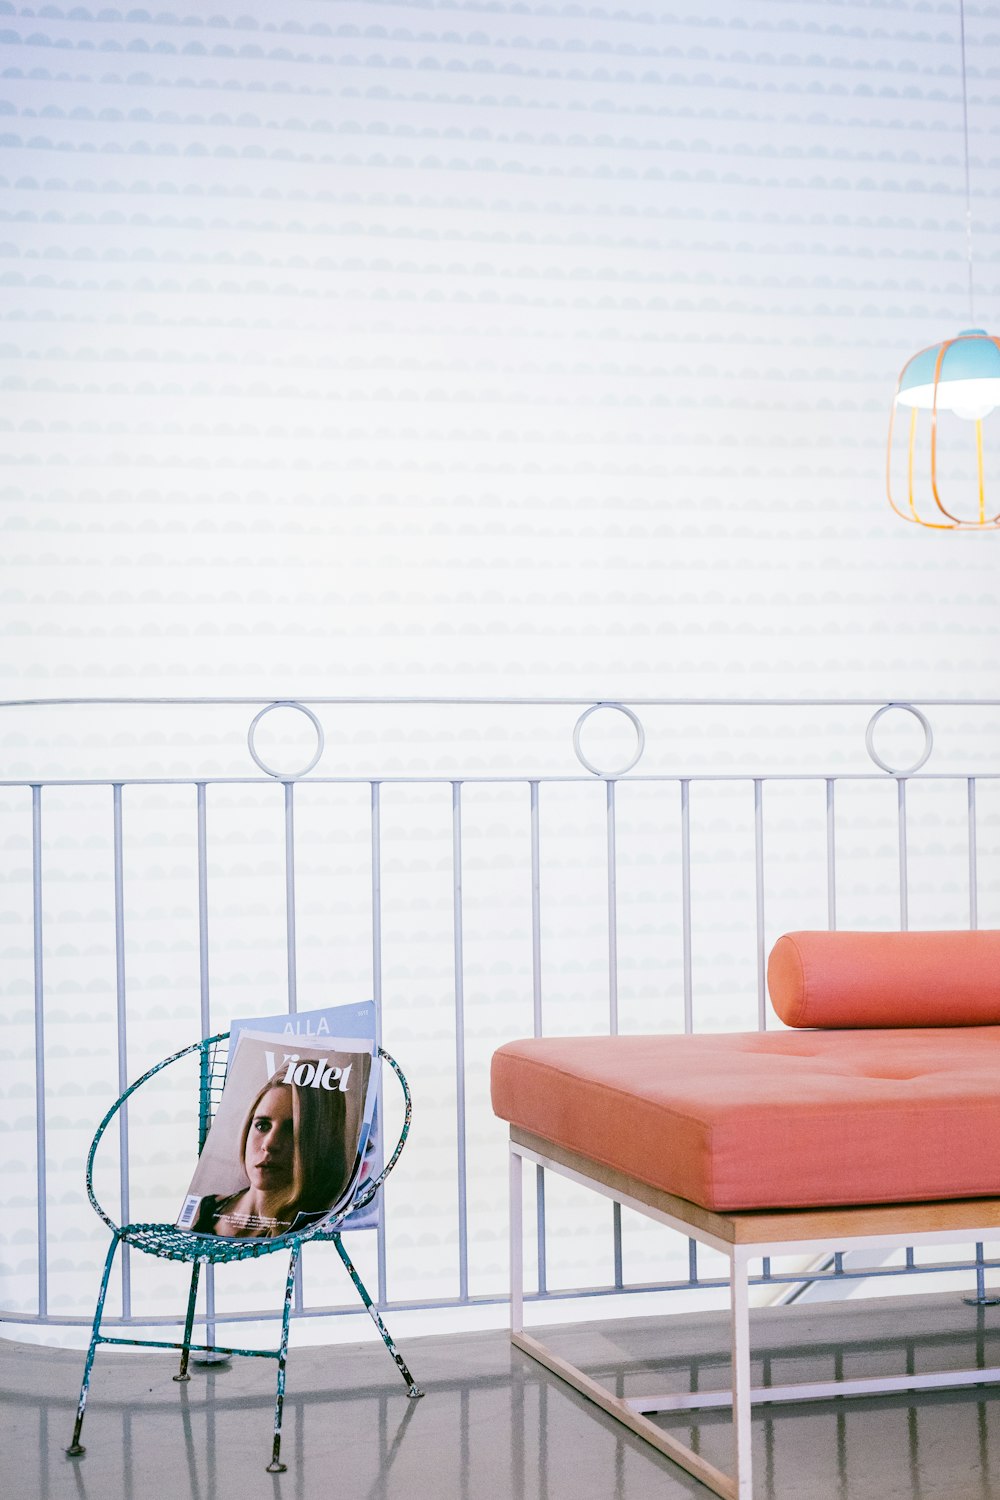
<box><xmin>768</xmin><ymin>929</ymin><xmax>1000</xmax><ymax>1028</ymax></box>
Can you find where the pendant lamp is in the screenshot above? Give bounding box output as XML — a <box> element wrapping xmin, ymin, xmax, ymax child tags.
<box><xmin>887</xmin><ymin>2</ymin><xmax>1000</xmax><ymax>530</ymax></box>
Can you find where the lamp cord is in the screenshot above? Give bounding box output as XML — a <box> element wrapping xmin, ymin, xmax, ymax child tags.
<box><xmin>959</xmin><ymin>0</ymin><xmax>975</xmax><ymax>325</ymax></box>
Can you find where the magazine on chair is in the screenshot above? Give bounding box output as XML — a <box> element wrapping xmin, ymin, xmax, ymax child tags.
<box><xmin>176</xmin><ymin>1026</ymin><xmax>379</xmax><ymax>1240</ymax></box>
<box><xmin>228</xmin><ymin>1002</ymin><xmax>383</xmax><ymax>1231</ymax></box>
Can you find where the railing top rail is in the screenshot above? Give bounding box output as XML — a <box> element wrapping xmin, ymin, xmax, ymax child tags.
<box><xmin>1</xmin><ymin>697</ymin><xmax>999</xmax><ymax>711</ymax></box>
<box><xmin>2</xmin><ymin>697</ymin><xmax>994</xmax><ymax>782</ymax></box>
<box><xmin>0</xmin><ymin>693</ymin><xmax>995</xmax><ymax>711</ymax></box>
<box><xmin>1</xmin><ymin>773</ymin><xmax>998</xmax><ymax>788</ymax></box>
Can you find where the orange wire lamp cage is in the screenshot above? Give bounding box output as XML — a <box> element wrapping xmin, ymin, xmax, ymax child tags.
<box><xmin>887</xmin><ymin>329</ymin><xmax>1000</xmax><ymax>531</ymax></box>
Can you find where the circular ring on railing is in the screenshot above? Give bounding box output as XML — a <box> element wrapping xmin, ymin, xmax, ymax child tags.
<box><xmin>247</xmin><ymin>700</ymin><xmax>325</xmax><ymax>780</ymax></box>
<box><xmin>864</xmin><ymin>702</ymin><xmax>933</xmax><ymax>776</ymax></box>
<box><xmin>572</xmin><ymin>702</ymin><xmax>646</xmax><ymax>778</ymax></box>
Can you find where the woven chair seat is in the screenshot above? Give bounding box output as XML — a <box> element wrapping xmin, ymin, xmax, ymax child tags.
<box><xmin>120</xmin><ymin>1222</ymin><xmax>294</xmax><ymax>1263</ymax></box>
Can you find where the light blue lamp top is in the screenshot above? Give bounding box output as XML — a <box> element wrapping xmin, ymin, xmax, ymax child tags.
<box><xmin>897</xmin><ymin>329</ymin><xmax>1000</xmax><ymax>418</ymax></box>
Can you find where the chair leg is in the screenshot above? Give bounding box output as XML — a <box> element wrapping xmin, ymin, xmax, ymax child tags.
<box><xmin>266</xmin><ymin>1246</ymin><xmax>299</xmax><ymax>1473</ymax></box>
<box><xmin>174</xmin><ymin>1261</ymin><xmax>202</xmax><ymax>1383</ymax></box>
<box><xmin>332</xmin><ymin>1234</ymin><xmax>423</xmax><ymax>1399</ymax></box>
<box><xmin>66</xmin><ymin>1232</ymin><xmax>121</xmax><ymax>1457</ymax></box>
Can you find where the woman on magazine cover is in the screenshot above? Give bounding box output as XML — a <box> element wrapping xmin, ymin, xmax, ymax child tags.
<box><xmin>192</xmin><ymin>1065</ymin><xmax>352</xmax><ymax>1238</ymax></box>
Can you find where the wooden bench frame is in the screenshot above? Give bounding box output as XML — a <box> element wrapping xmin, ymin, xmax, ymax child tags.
<box><xmin>509</xmin><ymin>1126</ymin><xmax>1000</xmax><ymax>1500</ymax></box>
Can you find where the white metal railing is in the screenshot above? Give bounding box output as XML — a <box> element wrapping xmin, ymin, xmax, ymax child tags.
<box><xmin>2</xmin><ymin>696</ymin><xmax>999</xmax><ymax>1338</ymax></box>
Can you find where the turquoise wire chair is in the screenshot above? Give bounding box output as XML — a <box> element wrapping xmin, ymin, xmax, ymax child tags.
<box><xmin>67</xmin><ymin>1032</ymin><xmax>422</xmax><ymax>1472</ymax></box>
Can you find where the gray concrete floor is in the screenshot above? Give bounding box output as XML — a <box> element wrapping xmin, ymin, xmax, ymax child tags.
<box><xmin>5</xmin><ymin>1293</ymin><xmax>1000</xmax><ymax>1500</ymax></box>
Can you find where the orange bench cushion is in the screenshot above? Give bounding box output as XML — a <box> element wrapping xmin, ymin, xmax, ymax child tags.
<box><xmin>768</xmin><ymin>929</ymin><xmax>1000</xmax><ymax>1029</ymax></box>
<box><xmin>491</xmin><ymin>1029</ymin><xmax>1000</xmax><ymax>1211</ymax></box>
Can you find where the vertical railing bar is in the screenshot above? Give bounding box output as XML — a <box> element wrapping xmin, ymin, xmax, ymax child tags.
<box><xmin>754</xmin><ymin>779</ymin><xmax>766</xmax><ymax>1031</ymax></box>
<box><xmin>606</xmin><ymin>779</ymin><xmax>619</xmax><ymax>1037</ymax></box>
<box><xmin>681</xmin><ymin>774</ymin><xmax>695</xmax><ymax>1349</ymax></box>
<box><xmin>530</xmin><ymin>781</ymin><xmax>543</xmax><ymax>1035</ymax></box>
<box><xmin>282</xmin><ymin>781</ymin><xmax>303</xmax><ymax>1315</ymax></box>
<box><xmin>534</xmin><ymin>1178</ymin><xmax>547</xmax><ymax>1297</ymax></box>
<box><xmin>112</xmin><ymin>784</ymin><xmax>131</xmax><ymax>1320</ymax></box>
<box><xmin>681</xmin><ymin>779</ymin><xmax>693</xmax><ymax>1034</ymax></box>
<box><xmin>196</xmin><ymin>786</ymin><xmax>212</xmax><ymax>1039</ymax></box>
<box><xmin>897</xmin><ymin>778</ymin><xmax>909</xmax><ymax>932</ymax></box>
<box><xmin>371</xmin><ymin>782</ymin><xmax>387</xmax><ymax>1306</ymax></box>
<box><xmin>968</xmin><ymin>777</ymin><xmax>979</xmax><ymax>930</ymax></box>
<box><xmin>607</xmin><ymin>779</ymin><xmax>622</xmax><ymax>1285</ymax></box>
<box><xmin>826</xmin><ymin>778</ymin><xmax>837</xmax><ymax>930</ymax></box>
<box><xmin>529</xmin><ymin>781</ymin><xmax>546</xmax><ymax>1297</ymax></box>
<box><xmin>196</xmin><ymin>783</ymin><xmax>217</xmax><ymax>1345</ymax></box>
<box><xmin>283</xmin><ymin>781</ymin><xmax>298</xmax><ymax>1017</ymax></box>
<box><xmin>31</xmin><ymin>786</ymin><xmax>47</xmax><ymax>1320</ymax></box>
<box><xmin>452</xmin><ymin>782</ymin><xmax>469</xmax><ymax>1303</ymax></box>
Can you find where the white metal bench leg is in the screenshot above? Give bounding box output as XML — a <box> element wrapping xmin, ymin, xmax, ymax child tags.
<box><xmin>510</xmin><ymin>1144</ymin><xmax>523</xmax><ymax>1336</ymax></box>
<box><xmin>508</xmin><ymin>1140</ymin><xmax>739</xmax><ymax>1500</ymax></box>
<box><xmin>730</xmin><ymin>1248</ymin><xmax>754</xmax><ymax>1499</ymax></box>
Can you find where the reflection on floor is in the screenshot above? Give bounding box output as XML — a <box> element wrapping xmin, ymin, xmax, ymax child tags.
<box><xmin>4</xmin><ymin>1292</ymin><xmax>1000</xmax><ymax>1500</ymax></box>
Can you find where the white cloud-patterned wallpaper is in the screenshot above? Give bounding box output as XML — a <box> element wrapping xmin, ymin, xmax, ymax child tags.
<box><xmin>1</xmin><ymin>0</ymin><xmax>998</xmax><ymax>701</ymax></box>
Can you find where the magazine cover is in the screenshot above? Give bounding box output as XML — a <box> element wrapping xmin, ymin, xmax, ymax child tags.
<box><xmin>176</xmin><ymin>1029</ymin><xmax>377</xmax><ymax>1239</ymax></box>
<box><xmin>228</xmin><ymin>1002</ymin><xmax>381</xmax><ymax>1231</ymax></box>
